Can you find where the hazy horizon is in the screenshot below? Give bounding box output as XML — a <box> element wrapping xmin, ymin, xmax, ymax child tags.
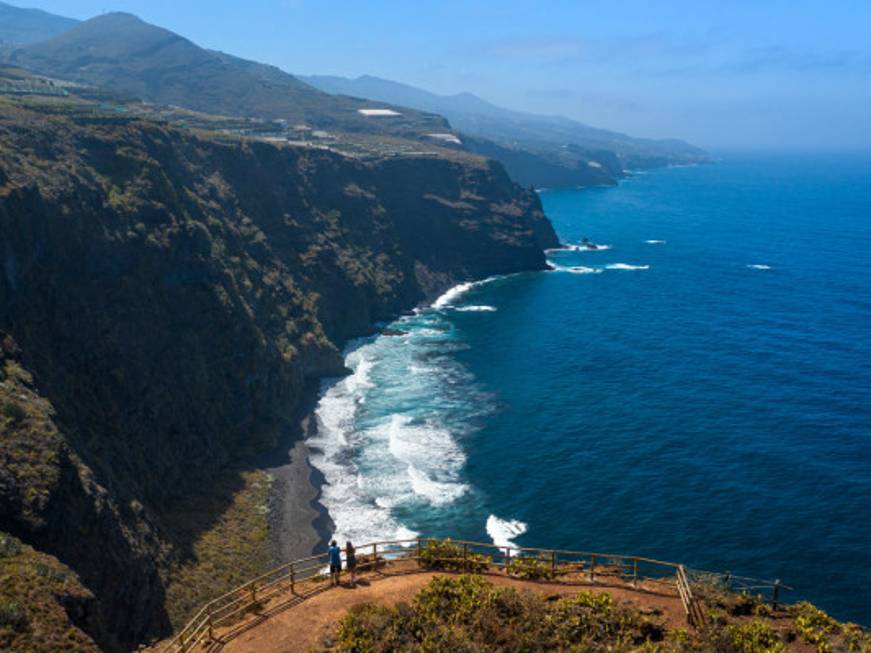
<box><xmin>8</xmin><ymin>0</ymin><xmax>871</xmax><ymax>150</ymax></box>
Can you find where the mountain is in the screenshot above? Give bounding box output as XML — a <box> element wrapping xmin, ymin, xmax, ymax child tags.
<box><xmin>303</xmin><ymin>74</ymin><xmax>710</xmax><ymax>186</ymax></box>
<box><xmin>1</xmin><ymin>13</ymin><xmax>450</xmax><ymax>138</ymax></box>
<box><xmin>0</xmin><ymin>1</ymin><xmax>79</xmax><ymax>45</ymax></box>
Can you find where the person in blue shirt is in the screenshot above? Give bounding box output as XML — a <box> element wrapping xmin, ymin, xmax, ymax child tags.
<box><xmin>328</xmin><ymin>540</ymin><xmax>342</xmax><ymax>586</ymax></box>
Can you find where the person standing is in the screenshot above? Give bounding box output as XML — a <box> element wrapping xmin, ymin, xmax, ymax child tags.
<box><xmin>345</xmin><ymin>541</ymin><xmax>357</xmax><ymax>587</ymax></box>
<box><xmin>328</xmin><ymin>540</ymin><xmax>342</xmax><ymax>586</ymax></box>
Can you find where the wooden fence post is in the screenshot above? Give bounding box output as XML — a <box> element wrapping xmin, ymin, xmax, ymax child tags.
<box><xmin>290</xmin><ymin>562</ymin><xmax>295</xmax><ymax>595</ymax></box>
<box><xmin>632</xmin><ymin>558</ymin><xmax>638</xmax><ymax>588</ymax></box>
<box><xmin>505</xmin><ymin>546</ymin><xmax>511</xmax><ymax>571</ymax></box>
<box><xmin>207</xmin><ymin>613</ymin><xmax>214</xmax><ymax>642</ymax></box>
<box><xmin>590</xmin><ymin>555</ymin><xmax>597</xmax><ymax>582</ymax></box>
<box><xmin>417</xmin><ymin>537</ymin><xmax>422</xmax><ymax>567</ymax></box>
<box><xmin>249</xmin><ymin>580</ymin><xmax>257</xmax><ymax>611</ymax></box>
<box><xmin>551</xmin><ymin>551</ymin><xmax>557</xmax><ymax>577</ymax></box>
<box><xmin>463</xmin><ymin>543</ymin><xmax>469</xmax><ymax>572</ymax></box>
<box><xmin>772</xmin><ymin>579</ymin><xmax>781</xmax><ymax>610</ymax></box>
<box><xmin>373</xmin><ymin>542</ymin><xmax>378</xmax><ymax>571</ymax></box>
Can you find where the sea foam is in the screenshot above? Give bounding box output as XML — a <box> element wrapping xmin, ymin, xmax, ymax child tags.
<box><xmin>546</xmin><ymin>243</ymin><xmax>612</xmax><ymax>253</ymax></box>
<box><xmin>547</xmin><ymin>260</ymin><xmax>603</xmax><ymax>274</ymax></box>
<box><xmin>486</xmin><ymin>515</ymin><xmax>528</xmax><ymax>548</ymax></box>
<box><xmin>747</xmin><ymin>264</ymin><xmax>772</xmax><ymax>270</ymax></box>
<box><xmin>454</xmin><ymin>305</ymin><xmax>497</xmax><ymax>312</ymax></box>
<box><xmin>308</xmin><ymin>309</ymin><xmax>487</xmax><ymax>546</ymax></box>
<box><xmin>606</xmin><ymin>263</ymin><xmax>650</xmax><ymax>270</ymax></box>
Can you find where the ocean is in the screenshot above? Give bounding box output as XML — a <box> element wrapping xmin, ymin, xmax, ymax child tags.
<box><xmin>306</xmin><ymin>152</ymin><xmax>871</xmax><ymax>623</ymax></box>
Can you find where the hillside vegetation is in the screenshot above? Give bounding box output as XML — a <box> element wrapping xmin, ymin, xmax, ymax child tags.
<box><xmin>0</xmin><ymin>97</ymin><xmax>556</xmax><ymax>651</ymax></box>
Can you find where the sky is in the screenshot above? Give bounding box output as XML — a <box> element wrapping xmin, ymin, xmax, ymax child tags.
<box><xmin>17</xmin><ymin>0</ymin><xmax>871</xmax><ymax>149</ymax></box>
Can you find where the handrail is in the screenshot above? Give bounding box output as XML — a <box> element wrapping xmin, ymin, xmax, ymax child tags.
<box><xmin>158</xmin><ymin>537</ymin><xmax>789</xmax><ymax>652</ymax></box>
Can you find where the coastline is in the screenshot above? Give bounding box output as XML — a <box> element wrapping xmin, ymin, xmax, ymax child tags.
<box><xmin>263</xmin><ymin>380</ymin><xmax>333</xmax><ymax>563</ymax></box>
<box><xmin>263</xmin><ymin>272</ymin><xmax>540</xmax><ymax>562</ymax></box>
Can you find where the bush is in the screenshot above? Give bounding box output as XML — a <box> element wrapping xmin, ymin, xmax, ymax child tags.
<box><xmin>1</xmin><ymin>401</ymin><xmax>26</xmax><ymax>424</ymax></box>
<box><xmin>354</xmin><ymin>553</ymin><xmax>386</xmax><ymax>573</ymax></box>
<box><xmin>0</xmin><ymin>601</ymin><xmax>28</xmax><ymax>632</ymax></box>
<box><xmin>724</xmin><ymin>620</ymin><xmax>787</xmax><ymax>653</ymax></box>
<box><xmin>792</xmin><ymin>602</ymin><xmax>838</xmax><ymax>652</ymax></box>
<box><xmin>327</xmin><ymin>575</ymin><xmax>659</xmax><ymax>653</ymax></box>
<box><xmin>507</xmin><ymin>555</ymin><xmax>555</xmax><ymax>580</ymax></box>
<box><xmin>0</xmin><ymin>533</ymin><xmax>22</xmax><ymax>559</ymax></box>
<box><xmin>730</xmin><ymin>593</ymin><xmax>763</xmax><ymax>616</ymax></box>
<box><xmin>417</xmin><ymin>539</ymin><xmax>490</xmax><ymax>573</ymax></box>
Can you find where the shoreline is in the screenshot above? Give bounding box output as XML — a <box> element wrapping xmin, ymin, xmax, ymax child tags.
<box><xmin>263</xmin><ymin>269</ymin><xmax>552</xmax><ymax>564</ymax></box>
<box><xmin>262</xmin><ymin>380</ymin><xmax>333</xmax><ymax>564</ymax></box>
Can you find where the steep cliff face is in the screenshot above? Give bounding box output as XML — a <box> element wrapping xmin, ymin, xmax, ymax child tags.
<box><xmin>0</xmin><ymin>106</ymin><xmax>557</xmax><ymax>650</ymax></box>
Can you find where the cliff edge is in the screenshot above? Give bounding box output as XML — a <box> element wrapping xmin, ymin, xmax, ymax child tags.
<box><xmin>0</xmin><ymin>103</ymin><xmax>557</xmax><ymax>651</ymax></box>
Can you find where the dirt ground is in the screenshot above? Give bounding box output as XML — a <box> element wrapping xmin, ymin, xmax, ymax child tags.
<box><xmin>205</xmin><ymin>565</ymin><xmax>688</xmax><ymax>653</ymax></box>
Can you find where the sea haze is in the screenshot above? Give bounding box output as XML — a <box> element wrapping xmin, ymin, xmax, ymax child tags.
<box><xmin>308</xmin><ymin>152</ymin><xmax>871</xmax><ymax>623</ymax></box>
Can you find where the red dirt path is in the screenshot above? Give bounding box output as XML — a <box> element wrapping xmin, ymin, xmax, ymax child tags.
<box><xmin>205</xmin><ymin>566</ymin><xmax>688</xmax><ymax>653</ymax></box>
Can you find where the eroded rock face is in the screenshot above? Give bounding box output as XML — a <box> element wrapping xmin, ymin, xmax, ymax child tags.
<box><xmin>0</xmin><ymin>106</ymin><xmax>557</xmax><ymax>650</ymax></box>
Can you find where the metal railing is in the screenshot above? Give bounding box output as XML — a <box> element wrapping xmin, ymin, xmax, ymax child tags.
<box><xmin>158</xmin><ymin>537</ymin><xmax>790</xmax><ymax>652</ymax></box>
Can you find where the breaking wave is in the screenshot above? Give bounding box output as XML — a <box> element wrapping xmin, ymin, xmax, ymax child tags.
<box><xmin>454</xmin><ymin>305</ymin><xmax>497</xmax><ymax>312</ymax></box>
<box><xmin>747</xmin><ymin>264</ymin><xmax>772</xmax><ymax>270</ymax></box>
<box><xmin>486</xmin><ymin>515</ymin><xmax>529</xmax><ymax>548</ymax></box>
<box><xmin>547</xmin><ymin>260</ymin><xmax>604</xmax><ymax>274</ymax></box>
<box><xmin>606</xmin><ymin>263</ymin><xmax>650</xmax><ymax>270</ymax></box>
<box><xmin>307</xmin><ymin>306</ymin><xmax>494</xmax><ymax>546</ymax></box>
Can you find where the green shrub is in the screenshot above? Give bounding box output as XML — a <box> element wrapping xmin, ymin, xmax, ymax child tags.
<box><xmin>414</xmin><ymin>574</ymin><xmax>496</xmax><ymax>624</ymax></box>
<box><xmin>792</xmin><ymin>602</ymin><xmax>838</xmax><ymax>652</ymax></box>
<box><xmin>0</xmin><ymin>533</ymin><xmax>22</xmax><ymax>558</ymax></box>
<box><xmin>730</xmin><ymin>593</ymin><xmax>763</xmax><ymax>616</ymax></box>
<box><xmin>724</xmin><ymin>620</ymin><xmax>787</xmax><ymax>653</ymax></box>
<box><xmin>417</xmin><ymin>539</ymin><xmax>490</xmax><ymax>572</ymax></box>
<box><xmin>2</xmin><ymin>400</ymin><xmax>26</xmax><ymax>424</ymax></box>
<box><xmin>507</xmin><ymin>555</ymin><xmax>555</xmax><ymax>580</ymax></box>
<box><xmin>33</xmin><ymin>562</ymin><xmax>69</xmax><ymax>582</ymax></box>
<box><xmin>0</xmin><ymin>600</ymin><xmax>28</xmax><ymax>632</ymax></box>
<box><xmin>327</xmin><ymin>575</ymin><xmax>659</xmax><ymax>653</ymax></box>
<box><xmin>355</xmin><ymin>553</ymin><xmax>386</xmax><ymax>572</ymax></box>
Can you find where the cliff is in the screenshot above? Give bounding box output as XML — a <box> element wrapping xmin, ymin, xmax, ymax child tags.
<box><xmin>0</xmin><ymin>103</ymin><xmax>557</xmax><ymax>651</ymax></box>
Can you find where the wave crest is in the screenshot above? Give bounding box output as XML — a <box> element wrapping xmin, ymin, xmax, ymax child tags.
<box><xmin>486</xmin><ymin>515</ymin><xmax>528</xmax><ymax>547</ymax></box>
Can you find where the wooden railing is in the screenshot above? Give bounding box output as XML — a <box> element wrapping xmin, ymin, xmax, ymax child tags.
<box><xmin>158</xmin><ymin>537</ymin><xmax>788</xmax><ymax>652</ymax></box>
<box><xmin>676</xmin><ymin>564</ymin><xmax>706</xmax><ymax>627</ymax></box>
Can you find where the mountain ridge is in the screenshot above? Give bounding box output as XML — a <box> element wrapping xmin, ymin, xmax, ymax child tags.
<box><xmin>1</xmin><ymin>12</ymin><xmax>451</xmax><ymax>139</ymax></box>
<box><xmin>303</xmin><ymin>73</ymin><xmax>710</xmax><ymax>186</ymax></box>
<box><xmin>0</xmin><ymin>1</ymin><xmax>79</xmax><ymax>45</ymax></box>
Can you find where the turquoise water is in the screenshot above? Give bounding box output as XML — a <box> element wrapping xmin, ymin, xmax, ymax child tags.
<box><xmin>309</xmin><ymin>153</ymin><xmax>871</xmax><ymax>623</ymax></box>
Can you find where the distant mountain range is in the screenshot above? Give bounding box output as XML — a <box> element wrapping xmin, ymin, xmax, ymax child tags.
<box><xmin>0</xmin><ymin>1</ymin><xmax>708</xmax><ymax>187</ymax></box>
<box><xmin>0</xmin><ymin>11</ymin><xmax>449</xmax><ymax>138</ymax></box>
<box><xmin>303</xmin><ymin>74</ymin><xmax>710</xmax><ymax>185</ymax></box>
<box><xmin>0</xmin><ymin>0</ymin><xmax>78</xmax><ymax>45</ymax></box>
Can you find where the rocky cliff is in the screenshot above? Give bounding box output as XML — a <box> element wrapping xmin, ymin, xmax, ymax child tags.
<box><xmin>0</xmin><ymin>104</ymin><xmax>557</xmax><ymax>651</ymax></box>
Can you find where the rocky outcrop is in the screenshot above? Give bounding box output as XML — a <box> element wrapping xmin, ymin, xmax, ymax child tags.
<box><xmin>0</xmin><ymin>105</ymin><xmax>557</xmax><ymax>650</ymax></box>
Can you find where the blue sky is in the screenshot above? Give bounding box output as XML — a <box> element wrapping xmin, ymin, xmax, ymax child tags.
<box><xmin>19</xmin><ymin>0</ymin><xmax>871</xmax><ymax>149</ymax></box>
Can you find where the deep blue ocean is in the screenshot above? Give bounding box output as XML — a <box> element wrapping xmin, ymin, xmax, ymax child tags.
<box><xmin>308</xmin><ymin>152</ymin><xmax>871</xmax><ymax>623</ymax></box>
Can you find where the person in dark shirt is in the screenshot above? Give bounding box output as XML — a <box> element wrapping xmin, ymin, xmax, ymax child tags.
<box><xmin>345</xmin><ymin>541</ymin><xmax>357</xmax><ymax>587</ymax></box>
<box><xmin>328</xmin><ymin>540</ymin><xmax>342</xmax><ymax>586</ymax></box>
